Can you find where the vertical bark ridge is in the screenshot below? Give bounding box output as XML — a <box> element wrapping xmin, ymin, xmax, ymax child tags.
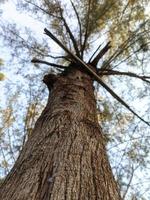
<box><xmin>0</xmin><ymin>67</ymin><xmax>121</xmax><ymax>200</ymax></box>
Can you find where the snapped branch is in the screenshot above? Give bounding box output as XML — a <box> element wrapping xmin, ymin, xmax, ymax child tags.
<box><xmin>90</xmin><ymin>42</ymin><xmax>111</xmax><ymax>67</ymax></box>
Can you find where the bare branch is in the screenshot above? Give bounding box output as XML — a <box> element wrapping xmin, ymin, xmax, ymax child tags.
<box><xmin>31</xmin><ymin>58</ymin><xmax>67</xmax><ymax>69</ymax></box>
<box><xmin>70</xmin><ymin>0</ymin><xmax>82</xmax><ymax>52</ymax></box>
<box><xmin>90</xmin><ymin>42</ymin><xmax>111</xmax><ymax>67</ymax></box>
<box><xmin>58</xmin><ymin>7</ymin><xmax>80</xmax><ymax>57</ymax></box>
<box><xmin>49</xmin><ymin>55</ymin><xmax>71</xmax><ymax>61</ymax></box>
<box><xmin>88</xmin><ymin>43</ymin><xmax>102</xmax><ymax>63</ymax></box>
<box><xmin>98</xmin><ymin>69</ymin><xmax>150</xmax><ymax>83</ymax></box>
<box><xmin>44</xmin><ymin>28</ymin><xmax>150</xmax><ymax>126</ymax></box>
<box><xmin>81</xmin><ymin>0</ymin><xmax>91</xmax><ymax>57</ymax></box>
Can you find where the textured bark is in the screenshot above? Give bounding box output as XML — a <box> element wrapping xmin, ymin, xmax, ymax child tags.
<box><xmin>0</xmin><ymin>65</ymin><xmax>122</xmax><ymax>200</ymax></box>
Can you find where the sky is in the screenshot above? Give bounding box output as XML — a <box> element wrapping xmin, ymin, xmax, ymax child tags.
<box><xmin>1</xmin><ymin>1</ymin><xmax>44</xmax><ymax>34</ymax></box>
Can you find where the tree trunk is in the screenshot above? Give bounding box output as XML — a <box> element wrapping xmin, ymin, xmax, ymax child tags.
<box><xmin>0</xmin><ymin>65</ymin><xmax>122</xmax><ymax>200</ymax></box>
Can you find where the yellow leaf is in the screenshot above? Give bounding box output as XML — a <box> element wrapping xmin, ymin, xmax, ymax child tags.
<box><xmin>0</xmin><ymin>72</ymin><xmax>5</xmax><ymax>81</ymax></box>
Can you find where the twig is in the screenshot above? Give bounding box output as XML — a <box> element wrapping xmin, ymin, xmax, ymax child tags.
<box><xmin>24</xmin><ymin>0</ymin><xmax>60</xmax><ymax>19</ymax></box>
<box><xmin>120</xmin><ymin>1</ymin><xmax>130</xmax><ymax>21</ymax></box>
<box><xmin>122</xmin><ymin>165</ymin><xmax>138</xmax><ymax>199</ymax></box>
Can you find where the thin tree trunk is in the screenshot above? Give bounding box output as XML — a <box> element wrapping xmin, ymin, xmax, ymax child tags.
<box><xmin>0</xmin><ymin>65</ymin><xmax>122</xmax><ymax>200</ymax></box>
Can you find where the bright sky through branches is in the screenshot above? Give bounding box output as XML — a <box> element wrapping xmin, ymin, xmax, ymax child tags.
<box><xmin>1</xmin><ymin>1</ymin><xmax>44</xmax><ymax>34</ymax></box>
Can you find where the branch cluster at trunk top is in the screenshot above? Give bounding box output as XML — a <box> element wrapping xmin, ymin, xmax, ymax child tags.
<box><xmin>31</xmin><ymin>28</ymin><xmax>150</xmax><ymax>127</ymax></box>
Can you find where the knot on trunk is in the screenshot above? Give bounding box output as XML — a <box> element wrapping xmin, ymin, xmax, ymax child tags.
<box><xmin>43</xmin><ymin>73</ymin><xmax>58</xmax><ymax>91</ymax></box>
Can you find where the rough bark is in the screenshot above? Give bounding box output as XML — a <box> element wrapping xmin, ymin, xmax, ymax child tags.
<box><xmin>0</xmin><ymin>65</ymin><xmax>122</xmax><ymax>200</ymax></box>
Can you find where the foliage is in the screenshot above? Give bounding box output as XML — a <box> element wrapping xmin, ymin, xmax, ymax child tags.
<box><xmin>0</xmin><ymin>72</ymin><xmax>5</xmax><ymax>81</ymax></box>
<box><xmin>0</xmin><ymin>59</ymin><xmax>5</xmax><ymax>81</ymax></box>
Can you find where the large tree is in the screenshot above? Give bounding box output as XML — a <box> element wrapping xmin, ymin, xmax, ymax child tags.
<box><xmin>0</xmin><ymin>0</ymin><xmax>150</xmax><ymax>199</ymax></box>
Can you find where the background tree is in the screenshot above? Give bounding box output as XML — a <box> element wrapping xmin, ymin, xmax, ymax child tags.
<box><xmin>0</xmin><ymin>0</ymin><xmax>150</xmax><ymax>199</ymax></box>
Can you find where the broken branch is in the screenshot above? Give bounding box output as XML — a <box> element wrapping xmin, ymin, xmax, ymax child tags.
<box><xmin>90</xmin><ymin>42</ymin><xmax>111</xmax><ymax>67</ymax></box>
